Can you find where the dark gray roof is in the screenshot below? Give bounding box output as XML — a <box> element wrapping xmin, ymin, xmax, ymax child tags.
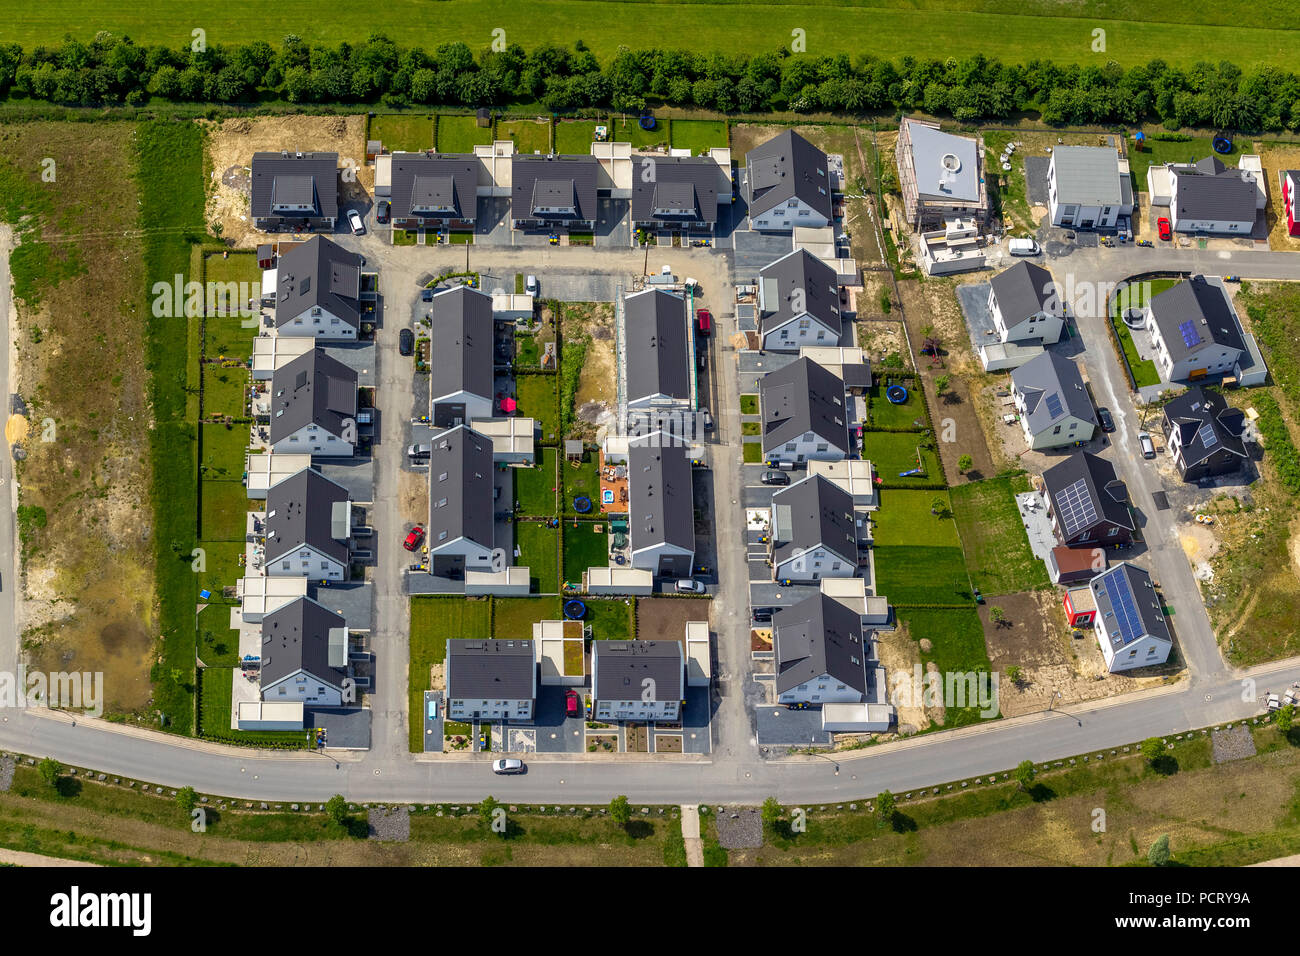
<box><xmin>260</xmin><ymin>597</ymin><xmax>349</xmax><ymax>689</ymax></box>
<box><xmin>428</xmin><ymin>425</ymin><xmax>495</xmax><ymax>550</ymax></box>
<box><xmin>250</xmin><ymin>151</ymin><xmax>338</xmax><ymax>221</ymax></box>
<box><xmin>1091</xmin><ymin>562</ymin><xmax>1171</xmax><ymax>649</ymax></box>
<box><xmin>446</xmin><ymin>639</ymin><xmax>536</xmax><ymax>699</ymax></box>
<box><xmin>274</xmin><ymin>236</ymin><xmax>363</xmax><ymax>329</ymax></box>
<box><xmin>773</xmin><ymin>593</ymin><xmax>868</xmax><ymax>695</ymax></box>
<box><xmin>1147</xmin><ymin>275</ymin><xmax>1246</xmax><ymax>364</ymax></box>
<box><xmin>746</xmin><ymin>130</ymin><xmax>833</xmax><ymax>220</ymax></box>
<box><xmin>1011</xmin><ymin>351</ymin><xmax>1096</xmax><ymax>437</ymax></box>
<box><xmin>759</xmin><ymin>248</ymin><xmax>840</xmax><ymax>336</ymax></box>
<box><xmin>593</xmin><ymin>640</ymin><xmax>683</xmax><ymax>702</ymax></box>
<box><xmin>264</xmin><ymin>468</ymin><xmax>351</xmax><ymax>566</ymax></box>
<box><xmin>1042</xmin><ymin>451</ymin><xmax>1133</xmax><ymax>538</ymax></box>
<box><xmin>624</xmin><ymin>289</ymin><xmax>690</xmax><ymax>404</ymax></box>
<box><xmin>770</xmin><ymin>475</ymin><xmax>856</xmax><ymax>567</ymax></box>
<box><xmin>511</xmin><ymin>154</ymin><xmax>599</xmax><ymax>221</ymax></box>
<box><xmin>430</xmin><ymin>286</ymin><xmax>495</xmax><ymax>404</ymax></box>
<box><xmin>631</xmin><ymin>156</ymin><xmax>720</xmax><ymax>224</ymax></box>
<box><xmin>990</xmin><ymin>261</ymin><xmax>1062</xmax><ymax>324</ymax></box>
<box><xmin>1173</xmin><ymin>159</ymin><xmax>1256</xmax><ymax>223</ymax></box>
<box><xmin>390</xmin><ymin>153</ymin><xmax>478</xmax><ymax>221</ymax></box>
<box><xmin>1163</xmin><ymin>386</ymin><xmax>1247</xmax><ymax>468</ymax></box>
<box><xmin>760</xmin><ymin>357</ymin><xmax>850</xmax><ymax>454</ymax></box>
<box><xmin>269</xmin><ymin>349</ymin><xmax>358</xmax><ymax>444</ymax></box>
<box><xmin>628</xmin><ymin>436</ymin><xmax>695</xmax><ymax>554</ymax></box>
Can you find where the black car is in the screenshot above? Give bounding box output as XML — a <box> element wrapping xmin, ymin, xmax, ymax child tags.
<box><xmin>1097</xmin><ymin>407</ymin><xmax>1115</xmax><ymax>432</ymax></box>
<box><xmin>377</xmin><ymin>200</ymin><xmax>391</xmax><ymax>224</ymax></box>
<box><xmin>752</xmin><ymin>606</ymin><xmax>778</xmax><ymax>624</ymax></box>
<box><xmin>421</xmin><ymin>288</ymin><xmax>433</xmax><ymax>302</ymax></box>
<box><xmin>760</xmin><ymin>470</ymin><xmax>789</xmax><ymax>485</ymax></box>
<box><xmin>399</xmin><ymin>328</ymin><xmax>414</xmax><ymax>356</ymax></box>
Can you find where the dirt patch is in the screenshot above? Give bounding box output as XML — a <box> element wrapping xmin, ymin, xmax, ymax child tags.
<box><xmin>563</xmin><ymin>302</ymin><xmax>617</xmax><ymax>435</ymax></box>
<box><xmin>1180</xmin><ymin>521</ymin><xmax>1220</xmax><ymax>580</ymax></box>
<box><xmin>875</xmin><ymin>623</ymin><xmax>932</xmax><ymax>733</ymax></box>
<box><xmin>983</xmin><ymin>591</ymin><xmax>1173</xmax><ymax>717</ymax></box>
<box><xmin>398</xmin><ymin>469</ymin><xmax>427</xmax><ymax>522</ymax></box>
<box><xmin>203</xmin><ymin>115</ymin><xmax>370</xmax><ymax>247</ymax></box>
<box><xmin>1256</xmin><ymin>142</ymin><xmax>1300</xmax><ymax>252</ymax></box>
<box><xmin>635</xmin><ymin>597</ymin><xmax>710</xmax><ymax>647</ymax></box>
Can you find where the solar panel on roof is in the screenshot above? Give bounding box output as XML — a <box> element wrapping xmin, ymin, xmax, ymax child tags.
<box><xmin>1197</xmin><ymin>421</ymin><xmax>1218</xmax><ymax>448</ymax></box>
<box><xmin>1055</xmin><ymin>477</ymin><xmax>1099</xmax><ymax>537</ymax></box>
<box><xmin>1102</xmin><ymin>571</ymin><xmax>1145</xmax><ymax>646</ymax></box>
<box><xmin>1045</xmin><ymin>393</ymin><xmax>1064</xmax><ymax>420</ymax></box>
<box><xmin>1179</xmin><ymin>320</ymin><xmax>1202</xmax><ymax>348</ymax></box>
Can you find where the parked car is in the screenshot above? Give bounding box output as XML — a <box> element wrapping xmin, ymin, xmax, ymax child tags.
<box><xmin>347</xmin><ymin>209</ymin><xmax>365</xmax><ymax>235</ymax></box>
<box><xmin>492</xmin><ymin>758</ymin><xmax>525</xmax><ymax>774</ymax></box>
<box><xmin>699</xmin><ymin>408</ymin><xmax>713</xmax><ymax>430</ymax></box>
<box><xmin>408</xmin><ymin>443</ymin><xmax>431</xmax><ymax>460</ymax></box>
<box><xmin>525</xmin><ymin>274</ymin><xmax>539</xmax><ymax>296</ymax></box>
<box><xmin>565</xmin><ymin>689</ymin><xmax>581</xmax><ymax>718</ymax></box>
<box><xmin>421</xmin><ymin>287</ymin><xmax>434</xmax><ymax>302</ymax></box>
<box><xmin>403</xmin><ymin>525</ymin><xmax>425</xmax><ymax>551</ymax></box>
<box><xmin>1138</xmin><ymin>431</ymin><xmax>1156</xmax><ymax>459</ymax></box>
<box><xmin>1097</xmin><ymin>407</ymin><xmax>1115</xmax><ymax>432</ymax></box>
<box><xmin>675</xmin><ymin>579</ymin><xmax>706</xmax><ymax>594</ymax></box>
<box><xmin>696</xmin><ymin>308</ymin><xmax>712</xmax><ymax>335</ymax></box>
<box><xmin>760</xmin><ymin>470</ymin><xmax>789</xmax><ymax>485</ymax></box>
<box><xmin>1157</xmin><ymin>217</ymin><xmax>1172</xmax><ymax>241</ymax></box>
<box><xmin>752</xmin><ymin>606</ymin><xmax>778</xmax><ymax>623</ymax></box>
<box><xmin>399</xmin><ymin>328</ymin><xmax>414</xmax><ymax>356</ymax></box>
<box><xmin>376</xmin><ymin>200</ymin><xmax>390</xmax><ymax>224</ymax></box>
<box><xmin>1008</xmin><ymin>237</ymin><xmax>1039</xmax><ymax>256</ymax></box>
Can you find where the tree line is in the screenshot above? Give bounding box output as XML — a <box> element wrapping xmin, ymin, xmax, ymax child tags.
<box><xmin>0</xmin><ymin>32</ymin><xmax>1297</xmax><ymax>132</ymax></box>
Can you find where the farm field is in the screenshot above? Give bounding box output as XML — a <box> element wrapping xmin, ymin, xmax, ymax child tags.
<box><xmin>7</xmin><ymin>1</ymin><xmax>1300</xmax><ymax>67</ymax></box>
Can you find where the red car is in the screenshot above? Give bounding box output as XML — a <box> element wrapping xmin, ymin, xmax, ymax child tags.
<box><xmin>1157</xmin><ymin>217</ymin><xmax>1172</xmax><ymax>241</ymax></box>
<box><xmin>565</xmin><ymin>689</ymin><xmax>581</xmax><ymax>718</ymax></box>
<box><xmin>695</xmin><ymin>309</ymin><xmax>712</xmax><ymax>336</ymax></box>
<box><xmin>403</xmin><ymin>525</ymin><xmax>425</xmax><ymax>551</ymax></box>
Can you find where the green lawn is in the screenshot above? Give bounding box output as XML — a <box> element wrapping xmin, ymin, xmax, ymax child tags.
<box><xmin>200</xmin><ymin>421</ymin><xmax>247</xmax><ymax>479</ymax></box>
<box><xmin>369</xmin><ymin>113</ymin><xmax>435</xmax><ymax>152</ymax></box>
<box><xmin>203</xmin><ymin>251</ymin><xmax>262</xmax><ymax>286</ymax></box>
<box><xmin>743</xmin><ymin>442</ymin><xmax>763</xmax><ymax>463</ymax></box>
<box><xmin>871</xmin><ymin>489</ymin><xmax>960</xmax><ymax>547</ymax></box>
<box><xmin>195</xmin><ymin>539</ymin><xmax>244</xmax><ymax>604</ymax></box>
<box><xmin>670</xmin><ymin>119</ymin><xmax>728</xmax><ymax>154</ymax></box>
<box><xmin>516</xmin><ymin>332</ymin><xmax>542</xmax><ymax>367</ymax></box>
<box><xmin>555</xmin><ymin>119</ymin><xmax>602</xmax><ymax>154</ymax></box>
<box><xmin>393</xmin><ymin>228</ymin><xmax>417</xmax><ymax>245</ymax></box>
<box><xmin>409</xmin><ymin>597</ymin><xmax>492</xmax><ymax>751</ymax></box>
<box><xmin>197</xmin><ymin>604</ymin><xmax>240</xmax><ymax>666</ymax></box>
<box><xmin>436</xmin><ymin>114</ymin><xmax>493</xmax><ymax>153</ymax></box>
<box><xmin>1110</xmin><ymin>278</ymin><xmax>1174</xmax><ymax>389</ymax></box>
<box><xmin>493</xmin><ymin>596</ymin><xmax>563</xmax><ymax>637</ymax></box>
<box><xmin>867</xmin><ymin>383</ymin><xmax>928</xmax><ymax>430</ymax></box>
<box><xmin>204</xmin><ymin>364</ymin><xmax>248</xmax><ymax>417</ymax></box>
<box><xmin>204</xmin><ymin>319</ymin><xmax>257</xmax><ymax>362</ymax></box>
<box><xmin>586</xmin><ymin>597</ymin><xmax>635</xmax><ymax>640</ymax></box>
<box><xmin>563</xmin><ymin>519</ymin><xmax>609</xmax><ymax>582</ymax></box>
<box><xmin>1127</xmin><ymin>133</ymin><xmax>1240</xmax><ymax>191</ymax></box>
<box><xmin>896</xmin><ymin>607</ymin><xmax>994</xmax><ymax>727</ymax></box>
<box><xmin>516</xmin><ymin>446</ymin><xmax>560</xmax><ymax>516</ymax></box>
<box><xmin>876</xmin><ymin>545</ymin><xmax>973</xmax><ymax>606</ymax></box>
<box><xmin>740</xmin><ymin>394</ymin><xmax>758</xmax><ymax>415</ymax></box>
<box><xmin>950</xmin><ymin>475</ymin><xmax>1049</xmax><ymax>596</ymax></box>
<box><xmin>199</xmin><ymin>480</ymin><xmax>249</xmax><ymax>541</ymax></box>
<box><xmin>862</xmin><ymin>431</ymin><xmax>942</xmax><ymax>485</ymax></box>
<box><xmin>562</xmin><ymin>451</ymin><xmax>601</xmax><ymax>513</ymax></box>
<box><xmin>516</xmin><ymin>373</ymin><xmax>560</xmax><ymax>441</ymax></box>
<box><xmin>197</xmin><ymin>667</ymin><xmax>311</xmax><ymax>746</ymax></box>
<box><xmin>516</xmin><ymin>519</ymin><xmax>561</xmax><ymax>593</ymax></box>
<box><xmin>497</xmin><ymin>118</ymin><xmax>551</xmax><ymax>154</ymax></box>
<box><xmin>610</xmin><ymin>114</ymin><xmax>668</xmax><ymax>150</ymax></box>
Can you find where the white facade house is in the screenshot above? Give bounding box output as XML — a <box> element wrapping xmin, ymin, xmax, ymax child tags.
<box><xmin>1144</xmin><ymin>275</ymin><xmax>1250</xmax><ymax>384</ymax></box>
<box><xmin>759</xmin><ymin>357</ymin><xmax>851</xmax><ymax>466</ymax></box>
<box><xmin>987</xmin><ymin>261</ymin><xmax>1064</xmax><ymax>345</ymax></box>
<box><xmin>259</xmin><ymin>597</ymin><xmax>350</xmax><ymax>707</ymax></box>
<box><xmin>262</xmin><ymin>469</ymin><xmax>352</xmax><ymax>582</ymax></box>
<box><xmin>769</xmin><ymin>475</ymin><xmax>860</xmax><ymax>584</ymax></box>
<box><xmin>425</xmin><ymin>425</ymin><xmax>499</xmax><ymax>576</ymax></box>
<box><xmin>1164</xmin><ymin>156</ymin><xmax>1258</xmax><ymax>234</ymax></box>
<box><xmin>1047</xmin><ymin>146</ymin><xmax>1134</xmax><ymax>230</ymax></box>
<box><xmin>429</xmin><ymin>285</ymin><xmax>496</xmax><ymax>428</ymax></box>
<box><xmin>444</xmin><ymin>639</ymin><xmax>536</xmax><ymax>721</ymax></box>
<box><xmin>1090</xmin><ymin>563</ymin><xmax>1172</xmax><ymax>673</ymax></box>
<box><xmin>773</xmin><ymin>593</ymin><xmax>873</xmax><ymax>706</ymax></box>
<box><xmin>757</xmin><ymin>248</ymin><xmax>842</xmax><ymax>351</ymax></box>
<box><xmin>592</xmin><ymin>641</ymin><xmax>684</xmax><ymax>722</ymax></box>
<box><xmin>745</xmin><ymin>130</ymin><xmax>833</xmax><ymax>232</ymax></box>
<box><xmin>271</xmin><ymin>236</ymin><xmax>364</xmax><ymax>341</ymax></box>
<box><xmin>627</xmin><ymin>434</ymin><xmax>696</xmax><ymax>579</ymax></box>
<box><xmin>1010</xmin><ymin>351</ymin><xmax>1097</xmax><ymax>451</ymax></box>
<box><xmin>267</xmin><ymin>349</ymin><xmax>358</xmax><ymax>458</ymax></box>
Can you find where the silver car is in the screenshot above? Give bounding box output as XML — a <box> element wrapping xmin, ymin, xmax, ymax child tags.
<box><xmin>492</xmin><ymin>758</ymin><xmax>524</xmax><ymax>774</ymax></box>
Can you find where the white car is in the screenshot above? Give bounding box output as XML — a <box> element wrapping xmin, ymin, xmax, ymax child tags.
<box><xmin>525</xmin><ymin>274</ymin><xmax>538</xmax><ymax>296</ymax></box>
<box><xmin>347</xmin><ymin>209</ymin><xmax>364</xmax><ymax>235</ymax></box>
<box><xmin>675</xmin><ymin>579</ymin><xmax>706</xmax><ymax>594</ymax></box>
<box><xmin>492</xmin><ymin>758</ymin><xmax>524</xmax><ymax>774</ymax></box>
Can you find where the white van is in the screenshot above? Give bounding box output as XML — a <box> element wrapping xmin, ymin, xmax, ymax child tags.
<box><xmin>1008</xmin><ymin>237</ymin><xmax>1040</xmax><ymax>257</ymax></box>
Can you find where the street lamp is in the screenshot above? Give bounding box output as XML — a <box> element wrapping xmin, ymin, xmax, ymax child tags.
<box><xmin>808</xmin><ymin>748</ymin><xmax>840</xmax><ymax>775</ymax></box>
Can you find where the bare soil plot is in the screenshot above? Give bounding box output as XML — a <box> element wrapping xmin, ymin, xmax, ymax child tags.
<box><xmin>626</xmin><ymin>724</ymin><xmax>649</xmax><ymax>753</ymax></box>
<box><xmin>562</xmin><ymin>301</ymin><xmax>617</xmax><ymax>434</ymax></box>
<box><xmin>204</xmin><ymin>115</ymin><xmax>370</xmax><ymax>247</ymax></box>
<box><xmin>636</xmin><ymin>597</ymin><xmax>710</xmax><ymax>646</ymax></box>
<box><xmin>1256</xmin><ymin>142</ymin><xmax>1300</xmax><ymax>252</ymax></box>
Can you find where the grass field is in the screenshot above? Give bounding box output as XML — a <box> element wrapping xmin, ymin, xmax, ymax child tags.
<box><xmin>871</xmin><ymin>489</ymin><xmax>960</xmax><ymax>548</ymax></box>
<box><xmin>370</xmin><ymin>114</ymin><xmax>435</xmax><ymax>152</ymax></box>
<box><xmin>950</xmin><ymin>475</ymin><xmax>1050</xmax><ymax>596</ymax></box>
<box><xmin>516</xmin><ymin>373</ymin><xmax>560</xmax><ymax>441</ymax></box>
<box><xmin>1110</xmin><ymin>278</ymin><xmax>1174</xmax><ymax>388</ymax></box>
<box><xmin>196</xmin><ymin>667</ymin><xmax>312</xmax><ymax>746</ymax></box>
<box><xmin>866</xmin><ymin>383</ymin><xmax>928</xmax><ymax>430</ymax></box>
<box><xmin>610</xmin><ymin>114</ymin><xmax>668</xmax><ymax>150</ymax></box>
<box><xmin>200</xmin><ymin>422</ymin><xmax>248</xmax><ymax>479</ymax></box>
<box><xmin>584</xmin><ymin>597</ymin><xmax>635</xmax><ymax>641</ymax></box>
<box><xmin>861</xmin><ymin>431</ymin><xmax>942</xmax><ymax>485</ymax></box>
<box><xmin>13</xmin><ymin>1</ymin><xmax>1300</xmax><ymax>68</ymax></box>
<box><xmin>516</xmin><ymin>446</ymin><xmax>560</xmax><ymax>516</ymax></box>
<box><xmin>670</xmin><ymin>119</ymin><xmax>729</xmax><ymax>154</ymax></box>
<box><xmin>875</xmin><ymin>545</ymin><xmax>973</xmax><ymax>606</ymax></box>
<box><xmin>197</xmin><ymin>602</ymin><xmax>241</xmax><ymax>665</ymax></box>
<box><xmin>409</xmin><ymin>597</ymin><xmax>491</xmax><ymax>751</ymax></box>
<box><xmin>436</xmin><ymin>114</ymin><xmax>494</xmax><ymax>153</ymax></box>
<box><xmin>195</xmin><ymin>540</ymin><xmax>244</xmax><ymax>607</ymax></box>
<box><xmin>896</xmin><ymin>607</ymin><xmax>992</xmax><ymax>726</ymax></box>
<box><xmin>493</xmin><ymin>596</ymin><xmax>563</xmax><ymax>637</ymax></box>
<box><xmin>516</xmin><ymin>519</ymin><xmax>561</xmax><ymax>593</ymax></box>
<box><xmin>563</xmin><ymin>519</ymin><xmax>609</xmax><ymax>582</ymax></box>
<box><xmin>555</xmin><ymin>119</ymin><xmax>602</xmax><ymax>154</ymax></box>
<box><xmin>561</xmin><ymin>451</ymin><xmax>601</xmax><ymax>514</ymax></box>
<box><xmin>498</xmin><ymin>118</ymin><xmax>552</xmax><ymax>154</ymax></box>
<box><xmin>204</xmin><ymin>364</ymin><xmax>247</xmax><ymax>416</ymax></box>
<box><xmin>199</xmin><ymin>480</ymin><xmax>249</xmax><ymax>541</ymax></box>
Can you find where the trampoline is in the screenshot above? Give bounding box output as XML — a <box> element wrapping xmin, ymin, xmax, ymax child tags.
<box><xmin>573</xmin><ymin>495</ymin><xmax>593</xmax><ymax>514</ymax></box>
<box><xmin>1212</xmin><ymin>135</ymin><xmax>1233</xmax><ymax>154</ymax></box>
<box><xmin>563</xmin><ymin>599</ymin><xmax>587</xmax><ymax>620</ymax></box>
<box><xmin>886</xmin><ymin>385</ymin><xmax>909</xmax><ymax>404</ymax></box>
<box><xmin>638</xmin><ymin>112</ymin><xmax>656</xmax><ymax>131</ymax></box>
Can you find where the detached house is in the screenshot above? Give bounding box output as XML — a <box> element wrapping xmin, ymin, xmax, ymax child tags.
<box><xmin>430</xmin><ymin>285</ymin><xmax>496</xmax><ymax>427</ymax></box>
<box><xmin>272</xmin><ymin>236</ymin><xmax>363</xmax><ymax>340</ymax></box>
<box><xmin>250</xmin><ymin>151</ymin><xmax>338</xmax><ymax>233</ymax></box>
<box><xmin>426</xmin><ymin>425</ymin><xmax>497</xmax><ymax>576</ymax></box>
<box><xmin>1144</xmin><ymin>275</ymin><xmax>1253</xmax><ymax>385</ymax></box>
<box><xmin>1010</xmin><ymin>351</ymin><xmax>1097</xmax><ymax>450</ymax></box>
<box><xmin>758</xmin><ymin>248</ymin><xmax>842</xmax><ymax>351</ymax></box>
<box><xmin>745</xmin><ymin>130</ymin><xmax>833</xmax><ymax>233</ymax></box>
<box><xmin>1165</xmin><ymin>156</ymin><xmax>1258</xmax><ymax>235</ymax></box>
<box><xmin>592</xmin><ymin>640</ymin><xmax>684</xmax><ymax>722</ymax></box>
<box><xmin>630</xmin><ymin>155</ymin><xmax>721</xmax><ymax>233</ymax></box>
<box><xmin>1161</xmin><ymin>386</ymin><xmax>1248</xmax><ymax>482</ymax></box>
<box><xmin>624</xmin><ymin>288</ymin><xmax>693</xmax><ymax>413</ymax></box>
<box><xmin>773</xmin><ymin>593</ymin><xmax>872</xmax><ymax>706</ymax></box>
<box><xmin>1042</xmin><ymin>451</ymin><xmax>1134</xmax><ymax>548</ymax></box>
<box><xmin>627</xmin><ymin>433</ymin><xmax>696</xmax><ymax>579</ymax></box>
<box><xmin>988</xmin><ymin>261</ymin><xmax>1065</xmax><ymax>345</ymax></box>
<box><xmin>896</xmin><ymin>118</ymin><xmax>988</xmax><ymax>229</ymax></box>
<box><xmin>259</xmin><ymin>597</ymin><xmax>352</xmax><ymax>705</ymax></box>
<box><xmin>263</xmin><ymin>468</ymin><xmax>353</xmax><ymax>581</ymax></box>
<box><xmin>389</xmin><ymin>152</ymin><xmax>478</xmax><ymax>231</ymax></box>
<box><xmin>769</xmin><ymin>475</ymin><xmax>860</xmax><ymax>583</ymax></box>
<box><xmin>268</xmin><ymin>349</ymin><xmax>358</xmax><ymax>457</ymax></box>
<box><xmin>510</xmin><ymin>154</ymin><xmax>599</xmax><ymax>231</ymax></box>
<box><xmin>1047</xmin><ymin>145</ymin><xmax>1133</xmax><ymax>230</ymax></box>
<box><xmin>444</xmin><ymin>639</ymin><xmax>537</xmax><ymax>721</ymax></box>
<box><xmin>760</xmin><ymin>357</ymin><xmax>851</xmax><ymax>465</ymax></box>
<box><xmin>1090</xmin><ymin>562</ymin><xmax>1173</xmax><ymax>673</ymax></box>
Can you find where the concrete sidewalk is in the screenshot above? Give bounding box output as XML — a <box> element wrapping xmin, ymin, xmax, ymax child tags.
<box><xmin>680</xmin><ymin>804</ymin><xmax>703</xmax><ymax>867</ymax></box>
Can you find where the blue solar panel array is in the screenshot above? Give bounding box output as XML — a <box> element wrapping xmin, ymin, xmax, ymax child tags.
<box><xmin>1102</xmin><ymin>570</ymin><xmax>1145</xmax><ymax>646</ymax></box>
<box><xmin>1179</xmin><ymin>320</ymin><xmax>1202</xmax><ymax>348</ymax></box>
<box><xmin>1045</xmin><ymin>392</ymin><xmax>1064</xmax><ymax>420</ymax></box>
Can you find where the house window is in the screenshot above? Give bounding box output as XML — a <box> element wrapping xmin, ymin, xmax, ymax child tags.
<box><xmin>1107</xmin><ymin>526</ymin><xmax>1119</xmax><ymax>537</ymax></box>
<box><xmin>816</xmin><ymin>444</ymin><xmax>828</xmax><ymax>452</ymax></box>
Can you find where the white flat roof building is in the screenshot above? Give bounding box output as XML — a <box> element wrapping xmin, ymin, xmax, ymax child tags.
<box><xmin>245</xmin><ymin>453</ymin><xmax>314</xmax><ymax>498</ymax></box>
<box><xmin>236</xmin><ymin>574</ymin><xmax>309</xmax><ymax>624</ymax></box>
<box><xmin>807</xmin><ymin>459</ymin><xmax>878</xmax><ymax>508</ymax></box>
